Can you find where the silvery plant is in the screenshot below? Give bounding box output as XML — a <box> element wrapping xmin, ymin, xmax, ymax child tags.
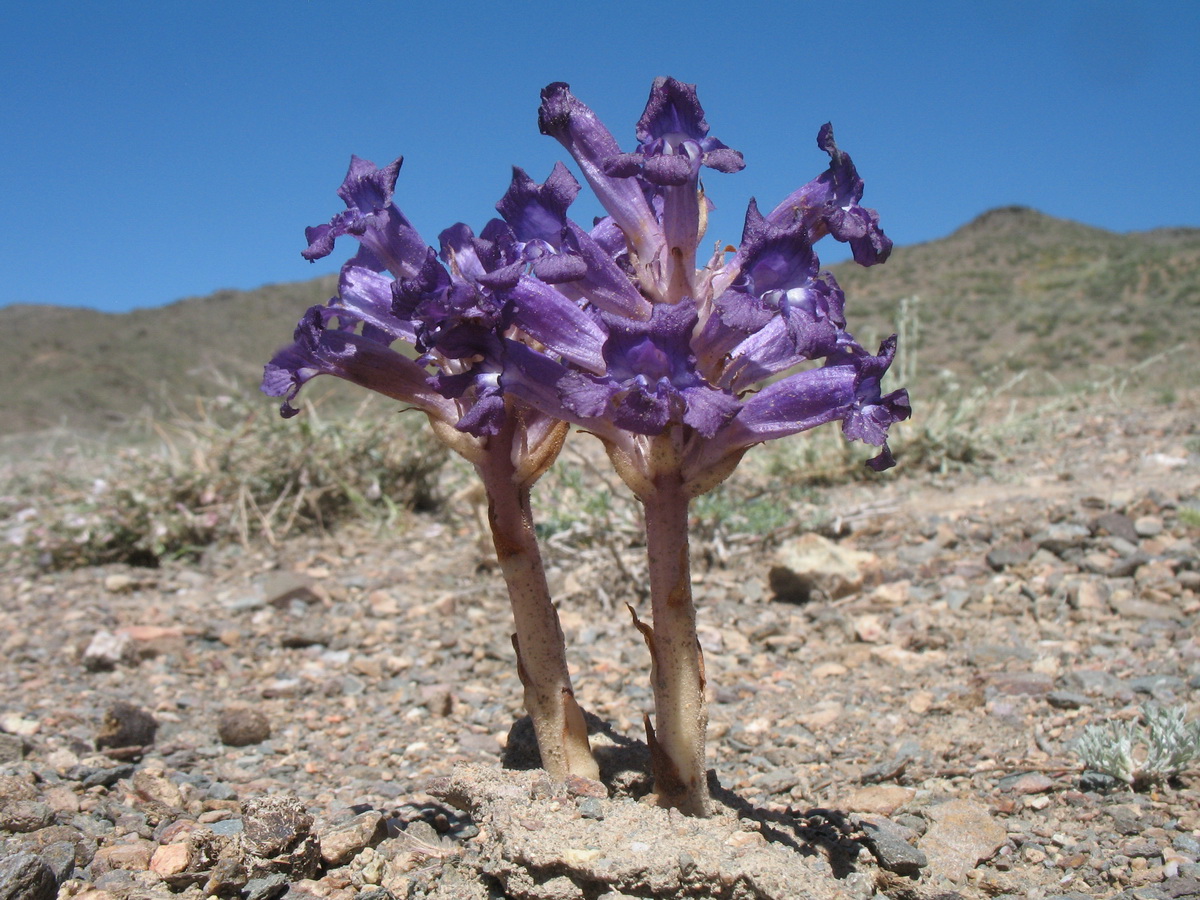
<box><xmin>1076</xmin><ymin>706</ymin><xmax>1200</xmax><ymax>790</ymax></box>
<box><xmin>264</xmin><ymin>78</ymin><xmax>908</xmax><ymax>815</ymax></box>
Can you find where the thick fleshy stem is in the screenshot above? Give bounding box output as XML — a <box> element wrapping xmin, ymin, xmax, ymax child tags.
<box><xmin>474</xmin><ymin>423</ymin><xmax>600</xmax><ymax>784</ymax></box>
<box><xmin>634</xmin><ymin>447</ymin><xmax>710</xmax><ymax>816</ymax></box>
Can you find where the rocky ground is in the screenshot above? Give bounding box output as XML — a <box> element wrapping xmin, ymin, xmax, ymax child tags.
<box><xmin>2</xmin><ymin>394</ymin><xmax>1200</xmax><ymax>899</ymax></box>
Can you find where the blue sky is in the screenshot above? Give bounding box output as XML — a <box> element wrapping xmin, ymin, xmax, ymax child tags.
<box><xmin>3</xmin><ymin>1</ymin><xmax>1197</xmax><ymax>313</ymax></box>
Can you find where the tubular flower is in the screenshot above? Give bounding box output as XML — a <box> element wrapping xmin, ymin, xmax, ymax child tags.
<box><xmin>264</xmin><ymin>153</ymin><xmax>603</xmax><ymax>786</ymax></box>
<box><xmin>472</xmin><ymin>79</ymin><xmax>909</xmax><ymax>490</ymax></box>
<box><xmin>261</xmin><ymin>77</ymin><xmax>908</xmax><ymax>816</ymax></box>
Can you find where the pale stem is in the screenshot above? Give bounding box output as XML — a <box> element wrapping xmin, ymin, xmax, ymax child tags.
<box><xmin>476</xmin><ymin>444</ymin><xmax>599</xmax><ymax>783</ymax></box>
<box><xmin>639</xmin><ymin>469</ymin><xmax>710</xmax><ymax>816</ymax></box>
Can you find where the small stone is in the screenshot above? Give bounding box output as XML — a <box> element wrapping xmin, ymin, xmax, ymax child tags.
<box><xmin>1092</xmin><ymin>512</ymin><xmax>1139</xmax><ymax>544</ymax></box>
<box><xmin>103</xmin><ymin>573</ymin><xmax>136</xmax><ymax>593</ymax></box>
<box><xmin>564</xmin><ymin>774</ymin><xmax>608</xmax><ymax>799</ymax></box>
<box><xmin>0</xmin><ymin>714</ymin><xmax>39</xmax><ymax>736</ymax></box>
<box><xmin>1047</xmin><ymin>690</ymin><xmax>1090</xmax><ymax>709</ymax></box>
<box><xmin>90</xmin><ymin>840</ymin><xmax>155</xmax><ymax>874</ymax></box>
<box><xmin>319</xmin><ymin>811</ymin><xmax>386</xmax><ymax>866</ymax></box>
<box><xmin>578</xmin><ymin>798</ymin><xmax>604</xmax><ymax>820</ymax></box>
<box><xmin>1035</xmin><ymin>524</ymin><xmax>1090</xmax><ymax>555</ymax></box>
<box><xmin>853</xmin><ymin>614</ymin><xmax>886</xmax><ymax>643</ymax></box>
<box><xmin>858</xmin><ymin>815</ymin><xmax>927</xmax><ymax>876</ymax></box>
<box><xmin>217</xmin><ymin>706</ymin><xmax>271</xmax><ymax>747</ymax></box>
<box><xmin>986</xmin><ymin>541</ymin><xmax>1037</xmax><ymax>570</ymax></box>
<box><xmin>0</xmin><ymin>799</ymin><xmax>54</xmax><ymax>833</ymax></box>
<box><xmin>149</xmin><ymin>843</ymin><xmax>192</xmax><ymax>877</ymax></box>
<box><xmin>769</xmin><ymin>533</ymin><xmax>879</xmax><ymax>602</ymax></box>
<box><xmin>997</xmin><ymin>772</ymin><xmax>1055</xmax><ymax>794</ymax></box>
<box><xmin>39</xmin><ymin>841</ymin><xmax>76</xmax><ymax>884</ymax></box>
<box><xmin>243</xmin><ymin>874</ymin><xmax>290</xmax><ymax>900</ymax></box>
<box><xmin>842</xmin><ymin>785</ymin><xmax>915</xmax><ymax>816</ymax></box>
<box><xmin>1069</xmin><ymin>580</ymin><xmax>1108</xmax><ymax>610</ymax></box>
<box><xmin>1134</xmin><ymin>515</ymin><xmax>1164</xmax><ymax>537</ymax></box>
<box><xmin>754</xmin><ymin>769</ymin><xmax>800</xmax><ymax>795</ymax></box>
<box><xmin>0</xmin><ymin>733</ymin><xmax>24</xmax><ymax>763</ymax></box>
<box><xmin>0</xmin><ymin>852</ymin><xmax>56</xmax><ymax>900</ymax></box>
<box><xmin>1111</xmin><ymin>596</ymin><xmax>1178</xmax><ymax>621</ymax></box>
<box><xmin>986</xmin><ymin>671</ymin><xmax>1054</xmax><ymax>696</ymax></box>
<box><xmin>920</xmin><ymin>799</ymin><xmax>1007</xmax><ymax>883</ymax></box>
<box><xmin>95</xmin><ymin>701</ymin><xmax>158</xmax><ymax>751</ymax></box>
<box><xmin>82</xmin><ymin>630</ymin><xmax>134</xmax><ymax>671</ymax></box>
<box><xmin>261</xmin><ymin>571</ymin><xmax>320</xmax><ymax>608</ymax></box>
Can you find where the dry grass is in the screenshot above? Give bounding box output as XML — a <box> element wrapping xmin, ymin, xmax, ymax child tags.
<box><xmin>1</xmin><ymin>389</ymin><xmax>451</xmax><ymax>570</ymax></box>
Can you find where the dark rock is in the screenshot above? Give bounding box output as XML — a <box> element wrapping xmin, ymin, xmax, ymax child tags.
<box><xmin>0</xmin><ymin>734</ymin><xmax>24</xmax><ymax>764</ymax></box>
<box><xmin>0</xmin><ymin>800</ymin><xmax>54</xmax><ymax>833</ymax></box>
<box><xmin>1105</xmin><ymin>805</ymin><xmax>1144</xmax><ymax>834</ymax></box>
<box><xmin>95</xmin><ymin>701</ymin><xmax>158</xmax><ymax>751</ymax></box>
<box><xmin>857</xmin><ymin>815</ymin><xmax>927</xmax><ymax>876</ymax></box>
<box><xmin>754</xmin><ymin>769</ymin><xmax>800</xmax><ymax>795</ymax></box>
<box><xmin>578</xmin><ymin>798</ymin><xmax>604</xmax><ymax>820</ymax></box>
<box><xmin>986</xmin><ymin>541</ymin><xmax>1037</xmax><ymax>570</ymax></box>
<box><xmin>217</xmin><ymin>706</ymin><xmax>271</xmax><ymax>747</ymax></box>
<box><xmin>38</xmin><ymin>841</ymin><xmax>77</xmax><ymax>884</ymax></box>
<box><xmin>860</xmin><ymin>744</ymin><xmax>917</xmax><ymax>784</ymax></box>
<box><xmin>0</xmin><ymin>852</ymin><xmax>56</xmax><ymax>900</ymax></box>
<box><xmin>1122</xmin><ymin>837</ymin><xmax>1163</xmax><ymax>858</ymax></box>
<box><xmin>1034</xmin><ymin>524</ymin><xmax>1090</xmax><ymax>555</ymax></box>
<box><xmin>21</xmin><ymin>824</ymin><xmax>96</xmax><ymax>867</ymax></box>
<box><xmin>1079</xmin><ymin>771</ymin><xmax>1122</xmax><ymax>793</ymax></box>
<box><xmin>279</xmin><ymin>630</ymin><xmax>328</xmax><ymax>649</ymax></box>
<box><xmin>1092</xmin><ymin>512</ymin><xmax>1139</xmax><ymax>544</ymax></box>
<box><xmin>1160</xmin><ymin>875</ymin><xmax>1200</xmax><ymax>899</ymax></box>
<box><xmin>75</xmin><ymin>763</ymin><xmax>136</xmax><ymax>789</ymax></box>
<box><xmin>1109</xmin><ymin>552</ymin><xmax>1150</xmax><ymax>579</ymax></box>
<box><xmin>244</xmin><ymin>873</ymin><xmax>290</xmax><ymax>900</ymax></box>
<box><xmin>1046</xmin><ymin>690</ymin><xmax>1090</xmax><ymax>709</ymax></box>
<box><xmin>203</xmin><ymin>856</ymin><xmax>248</xmax><ymax>897</ymax></box>
<box><xmin>1129</xmin><ymin>675</ymin><xmax>1186</xmax><ymax>697</ymax></box>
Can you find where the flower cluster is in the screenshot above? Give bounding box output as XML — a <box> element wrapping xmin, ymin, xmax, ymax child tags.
<box><xmin>264</xmin><ymin>78</ymin><xmax>909</xmax><ymax>814</ymax></box>
<box><xmin>265</xmin><ymin>79</ymin><xmax>907</xmax><ymax>477</ymax></box>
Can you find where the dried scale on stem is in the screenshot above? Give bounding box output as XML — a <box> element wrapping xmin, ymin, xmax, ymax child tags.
<box><xmin>263</xmin><ymin>77</ymin><xmax>908</xmax><ymax>814</ymax></box>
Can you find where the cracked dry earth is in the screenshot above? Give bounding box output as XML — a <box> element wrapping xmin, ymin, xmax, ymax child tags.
<box><xmin>2</xmin><ymin>394</ymin><xmax>1200</xmax><ymax>900</ymax></box>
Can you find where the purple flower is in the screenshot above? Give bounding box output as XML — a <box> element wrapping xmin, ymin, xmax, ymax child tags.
<box><xmin>263</xmin><ymin>77</ymin><xmax>910</xmax><ymax>817</ymax></box>
<box><xmin>509</xmin><ymin>80</ymin><xmax>907</xmax><ymax>478</ymax></box>
<box><xmin>267</xmin><ymin>79</ymin><xmax>906</xmax><ymax>475</ymax></box>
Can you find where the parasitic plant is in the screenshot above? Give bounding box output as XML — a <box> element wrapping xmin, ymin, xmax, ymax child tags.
<box><xmin>264</xmin><ymin>78</ymin><xmax>908</xmax><ymax>814</ymax></box>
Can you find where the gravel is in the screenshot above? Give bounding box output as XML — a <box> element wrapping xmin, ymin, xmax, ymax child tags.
<box><xmin>1</xmin><ymin>400</ymin><xmax>1199</xmax><ymax>898</ymax></box>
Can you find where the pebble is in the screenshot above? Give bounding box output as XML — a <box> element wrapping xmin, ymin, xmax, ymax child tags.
<box><xmin>920</xmin><ymin>799</ymin><xmax>1008</xmax><ymax>884</ymax></box>
<box><xmin>319</xmin><ymin>811</ymin><xmax>387</xmax><ymax>866</ymax></box>
<box><xmin>81</xmin><ymin>630</ymin><xmax>134</xmax><ymax>671</ymax></box>
<box><xmin>0</xmin><ymin>852</ymin><xmax>57</xmax><ymax>900</ymax></box>
<box><xmin>1</xmin><ymin>404</ymin><xmax>1197</xmax><ymax>900</ymax></box>
<box><xmin>217</xmin><ymin>706</ymin><xmax>272</xmax><ymax>747</ymax></box>
<box><xmin>94</xmin><ymin>702</ymin><xmax>158</xmax><ymax>752</ymax></box>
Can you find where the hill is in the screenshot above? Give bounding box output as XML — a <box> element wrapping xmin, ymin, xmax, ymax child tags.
<box><xmin>834</xmin><ymin>206</ymin><xmax>1200</xmax><ymax>385</ymax></box>
<box><xmin>1</xmin><ymin>207</ymin><xmax>1197</xmax><ymax>436</ymax></box>
<box><xmin>0</xmin><ymin>274</ymin><xmax>337</xmax><ymax>434</ymax></box>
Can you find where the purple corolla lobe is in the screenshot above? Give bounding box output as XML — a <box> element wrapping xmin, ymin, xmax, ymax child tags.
<box><xmin>603</xmin><ymin>76</ymin><xmax>745</xmax><ymax>186</ymax></box>
<box><xmin>765</xmin><ymin>124</ymin><xmax>892</xmax><ymax>267</ymax></box>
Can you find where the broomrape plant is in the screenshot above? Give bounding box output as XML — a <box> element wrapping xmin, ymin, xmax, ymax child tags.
<box><xmin>263</xmin><ymin>78</ymin><xmax>909</xmax><ymax>815</ymax></box>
